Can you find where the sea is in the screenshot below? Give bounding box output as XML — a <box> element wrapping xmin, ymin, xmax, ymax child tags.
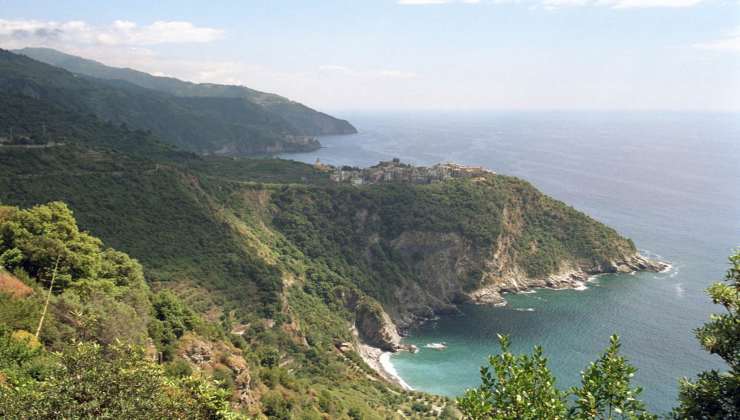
<box><xmin>280</xmin><ymin>111</ymin><xmax>740</xmax><ymax>414</ymax></box>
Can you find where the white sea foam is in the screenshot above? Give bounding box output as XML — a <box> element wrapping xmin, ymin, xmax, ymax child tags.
<box><xmin>514</xmin><ymin>307</ymin><xmax>535</xmax><ymax>312</ymax></box>
<box><xmin>675</xmin><ymin>283</ymin><xmax>685</xmax><ymax>298</ymax></box>
<box><xmin>380</xmin><ymin>352</ymin><xmax>413</xmax><ymax>391</ymax></box>
<box><xmin>573</xmin><ymin>281</ymin><xmax>588</xmax><ymax>291</ymax></box>
<box><xmin>424</xmin><ymin>342</ymin><xmax>448</xmax><ymax>349</ymax></box>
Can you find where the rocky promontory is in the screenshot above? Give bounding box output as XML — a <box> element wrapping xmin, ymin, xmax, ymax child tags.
<box><xmin>469</xmin><ymin>253</ymin><xmax>668</xmax><ymax>306</ymax></box>
<box><xmin>355</xmin><ymin>300</ymin><xmax>403</xmax><ymax>351</ymax></box>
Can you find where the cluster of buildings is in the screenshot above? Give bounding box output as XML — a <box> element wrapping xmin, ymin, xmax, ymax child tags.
<box><xmin>316</xmin><ymin>158</ymin><xmax>494</xmax><ymax>186</ymax></box>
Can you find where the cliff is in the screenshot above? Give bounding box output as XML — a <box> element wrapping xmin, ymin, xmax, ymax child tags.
<box><xmin>270</xmin><ymin>172</ymin><xmax>667</xmax><ymax>332</ymax></box>
<box><xmin>355</xmin><ymin>300</ymin><xmax>402</xmax><ymax>351</ymax></box>
<box><xmin>0</xmin><ymin>107</ymin><xmax>664</xmax><ymax>415</ymax></box>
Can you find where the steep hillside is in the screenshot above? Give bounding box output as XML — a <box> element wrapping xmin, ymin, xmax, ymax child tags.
<box><xmin>0</xmin><ymin>49</ymin><xmax>336</xmax><ymax>155</ymax></box>
<box><xmin>0</xmin><ymin>202</ymin><xmax>449</xmax><ymax>418</ymax></box>
<box><xmin>0</xmin><ymin>92</ymin><xmax>663</xmax><ymax>417</ymax></box>
<box><xmin>16</xmin><ymin>47</ymin><xmax>357</xmax><ymax>136</ymax></box>
<box><xmin>0</xmin><ymin>202</ymin><xmax>240</xmax><ymax>418</ymax></box>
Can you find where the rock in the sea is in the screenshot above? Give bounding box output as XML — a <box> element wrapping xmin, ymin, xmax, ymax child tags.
<box><xmin>609</xmin><ymin>254</ymin><xmax>669</xmax><ymax>273</ymax></box>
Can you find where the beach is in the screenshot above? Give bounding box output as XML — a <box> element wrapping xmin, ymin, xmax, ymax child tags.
<box><xmin>357</xmin><ymin>343</ymin><xmax>413</xmax><ymax>391</ymax></box>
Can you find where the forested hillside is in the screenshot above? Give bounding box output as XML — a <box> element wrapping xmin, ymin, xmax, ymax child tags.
<box><xmin>0</xmin><ymin>81</ymin><xmax>658</xmax><ymax>417</ymax></box>
<box><xmin>16</xmin><ymin>47</ymin><xmax>357</xmax><ymax>137</ymax></box>
<box><xmin>0</xmin><ymin>49</ymin><xmax>354</xmax><ymax>156</ymax></box>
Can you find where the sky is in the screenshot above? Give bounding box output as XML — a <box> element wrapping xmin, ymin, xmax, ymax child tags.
<box><xmin>1</xmin><ymin>0</ymin><xmax>739</xmax><ymax>111</ymax></box>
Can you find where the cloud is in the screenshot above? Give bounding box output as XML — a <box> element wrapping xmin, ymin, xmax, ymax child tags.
<box><xmin>319</xmin><ymin>65</ymin><xmax>417</xmax><ymax>79</ymax></box>
<box><xmin>693</xmin><ymin>28</ymin><xmax>740</xmax><ymax>52</ymax></box>
<box><xmin>318</xmin><ymin>64</ymin><xmax>352</xmax><ymax>72</ymax></box>
<box><xmin>399</xmin><ymin>0</ymin><xmax>705</xmax><ymax>7</ymax></box>
<box><xmin>0</xmin><ymin>19</ymin><xmax>223</xmax><ymax>47</ymax></box>
<box><xmin>398</xmin><ymin>0</ymin><xmax>480</xmax><ymax>4</ymax></box>
<box><xmin>378</xmin><ymin>69</ymin><xmax>418</xmax><ymax>79</ymax></box>
<box><xmin>541</xmin><ymin>0</ymin><xmax>706</xmax><ymax>7</ymax></box>
<box><xmin>0</xmin><ymin>19</ymin><xmax>232</xmax><ymax>86</ymax></box>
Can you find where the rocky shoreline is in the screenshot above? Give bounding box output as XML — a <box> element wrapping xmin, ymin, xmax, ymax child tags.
<box><xmin>471</xmin><ymin>254</ymin><xmax>668</xmax><ymax>307</ymax></box>
<box><xmin>352</xmin><ymin>253</ymin><xmax>668</xmax><ymax>388</ymax></box>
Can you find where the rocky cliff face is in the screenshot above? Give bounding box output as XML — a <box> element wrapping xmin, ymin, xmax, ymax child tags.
<box><xmin>469</xmin><ymin>253</ymin><xmax>667</xmax><ymax>305</ymax></box>
<box><xmin>353</xmin><ymin>231</ymin><xmax>667</xmax><ymax>352</ymax></box>
<box><xmin>268</xmin><ymin>172</ymin><xmax>668</xmax><ymax>356</ymax></box>
<box><xmin>355</xmin><ymin>300</ymin><xmax>402</xmax><ymax>351</ymax></box>
<box><xmin>374</xmin><ymin>230</ymin><xmax>667</xmax><ymax>331</ymax></box>
<box><xmin>177</xmin><ymin>333</ymin><xmax>254</xmax><ymax>406</ymax></box>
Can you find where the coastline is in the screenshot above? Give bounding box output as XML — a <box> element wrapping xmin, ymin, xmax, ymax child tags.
<box><xmin>357</xmin><ymin>342</ymin><xmax>413</xmax><ymax>391</ymax></box>
<box><xmin>469</xmin><ymin>254</ymin><xmax>669</xmax><ymax>307</ymax></box>
<box><xmin>354</xmin><ymin>253</ymin><xmax>671</xmax><ymax>393</ymax></box>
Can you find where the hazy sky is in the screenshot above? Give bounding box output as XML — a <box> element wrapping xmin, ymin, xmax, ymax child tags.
<box><xmin>1</xmin><ymin>0</ymin><xmax>739</xmax><ymax>111</ymax></box>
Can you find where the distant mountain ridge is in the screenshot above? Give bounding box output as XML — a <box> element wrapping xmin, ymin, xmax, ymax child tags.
<box><xmin>1</xmin><ymin>48</ymin><xmax>355</xmax><ymax>155</ymax></box>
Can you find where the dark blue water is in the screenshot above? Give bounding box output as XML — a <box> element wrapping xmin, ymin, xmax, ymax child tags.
<box><xmin>281</xmin><ymin>111</ymin><xmax>740</xmax><ymax>414</ymax></box>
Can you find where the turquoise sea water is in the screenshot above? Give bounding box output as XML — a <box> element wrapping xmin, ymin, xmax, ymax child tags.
<box><xmin>281</xmin><ymin>111</ymin><xmax>740</xmax><ymax>414</ymax></box>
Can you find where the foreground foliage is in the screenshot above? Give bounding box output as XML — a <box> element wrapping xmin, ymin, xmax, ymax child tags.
<box><xmin>0</xmin><ymin>338</ymin><xmax>237</xmax><ymax>419</ymax></box>
<box><xmin>458</xmin><ymin>335</ymin><xmax>654</xmax><ymax>420</ymax></box>
<box><xmin>460</xmin><ymin>252</ymin><xmax>740</xmax><ymax>420</ymax></box>
<box><xmin>674</xmin><ymin>250</ymin><xmax>739</xmax><ymax>419</ymax></box>
<box><xmin>457</xmin><ymin>335</ymin><xmax>568</xmax><ymax>419</ymax></box>
<box><xmin>0</xmin><ymin>203</ymin><xmax>239</xmax><ymax>418</ymax></box>
<box><xmin>570</xmin><ymin>336</ymin><xmax>654</xmax><ymax>420</ymax></box>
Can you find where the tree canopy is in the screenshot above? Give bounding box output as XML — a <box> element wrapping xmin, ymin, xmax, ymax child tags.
<box><xmin>674</xmin><ymin>250</ymin><xmax>740</xmax><ymax>419</ymax></box>
<box><xmin>458</xmin><ymin>335</ymin><xmax>654</xmax><ymax>420</ymax></box>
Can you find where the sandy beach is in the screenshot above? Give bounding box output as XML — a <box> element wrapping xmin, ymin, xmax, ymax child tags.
<box><xmin>357</xmin><ymin>343</ymin><xmax>413</xmax><ymax>391</ymax></box>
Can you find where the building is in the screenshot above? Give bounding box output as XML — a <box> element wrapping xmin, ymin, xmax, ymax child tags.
<box><xmin>326</xmin><ymin>159</ymin><xmax>494</xmax><ymax>186</ymax></box>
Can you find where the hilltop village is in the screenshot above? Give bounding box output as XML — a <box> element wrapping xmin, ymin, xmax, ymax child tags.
<box><xmin>316</xmin><ymin>158</ymin><xmax>495</xmax><ymax>185</ymax></box>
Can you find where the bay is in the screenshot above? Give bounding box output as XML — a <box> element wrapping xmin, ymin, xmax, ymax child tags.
<box><xmin>280</xmin><ymin>111</ymin><xmax>740</xmax><ymax>413</ymax></box>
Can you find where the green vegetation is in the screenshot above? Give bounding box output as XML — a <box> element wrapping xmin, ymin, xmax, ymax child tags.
<box><xmin>674</xmin><ymin>250</ymin><xmax>739</xmax><ymax>419</ymax></box>
<box><xmin>0</xmin><ymin>49</ymin><xmax>353</xmax><ymax>155</ymax></box>
<box><xmin>0</xmin><ymin>203</ymin><xmax>238</xmax><ymax>418</ymax></box>
<box><xmin>16</xmin><ymin>47</ymin><xmax>357</xmax><ymax>137</ymax></box>
<box><xmin>4</xmin><ymin>51</ymin><xmax>721</xmax><ymax>417</ymax></box>
<box><xmin>459</xmin><ymin>251</ymin><xmax>740</xmax><ymax>419</ymax></box>
<box><xmin>458</xmin><ymin>335</ymin><xmax>654</xmax><ymax>419</ymax></box>
<box><xmin>0</xmin><ymin>201</ymin><xmax>436</xmax><ymax>418</ymax></box>
<box><xmin>0</xmin><ymin>79</ymin><xmax>646</xmax><ymax>417</ymax></box>
<box><xmin>270</xmin><ymin>177</ymin><xmax>636</xmax><ymax>307</ymax></box>
<box><xmin>570</xmin><ymin>336</ymin><xmax>654</xmax><ymax>419</ymax></box>
<box><xmin>457</xmin><ymin>335</ymin><xmax>568</xmax><ymax>419</ymax></box>
<box><xmin>0</xmin><ymin>339</ymin><xmax>238</xmax><ymax>419</ymax></box>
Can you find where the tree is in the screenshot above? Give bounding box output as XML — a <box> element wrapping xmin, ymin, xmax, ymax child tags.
<box><xmin>0</xmin><ymin>341</ymin><xmax>240</xmax><ymax>419</ymax></box>
<box><xmin>0</xmin><ymin>202</ymin><xmax>147</xmax><ymax>294</ymax></box>
<box><xmin>458</xmin><ymin>335</ymin><xmax>654</xmax><ymax>420</ymax></box>
<box><xmin>674</xmin><ymin>250</ymin><xmax>740</xmax><ymax>419</ymax></box>
<box><xmin>570</xmin><ymin>335</ymin><xmax>655</xmax><ymax>420</ymax></box>
<box><xmin>457</xmin><ymin>335</ymin><xmax>568</xmax><ymax>419</ymax></box>
<box><xmin>0</xmin><ymin>202</ymin><xmax>101</xmax><ymax>291</ymax></box>
<box><xmin>0</xmin><ymin>202</ymin><xmax>152</xmax><ymax>347</ymax></box>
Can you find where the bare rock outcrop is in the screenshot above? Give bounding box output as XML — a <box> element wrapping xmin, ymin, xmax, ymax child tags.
<box><xmin>355</xmin><ymin>300</ymin><xmax>401</xmax><ymax>351</ymax></box>
<box><xmin>377</xmin><ymin>227</ymin><xmax>668</xmax><ymax>329</ymax></box>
